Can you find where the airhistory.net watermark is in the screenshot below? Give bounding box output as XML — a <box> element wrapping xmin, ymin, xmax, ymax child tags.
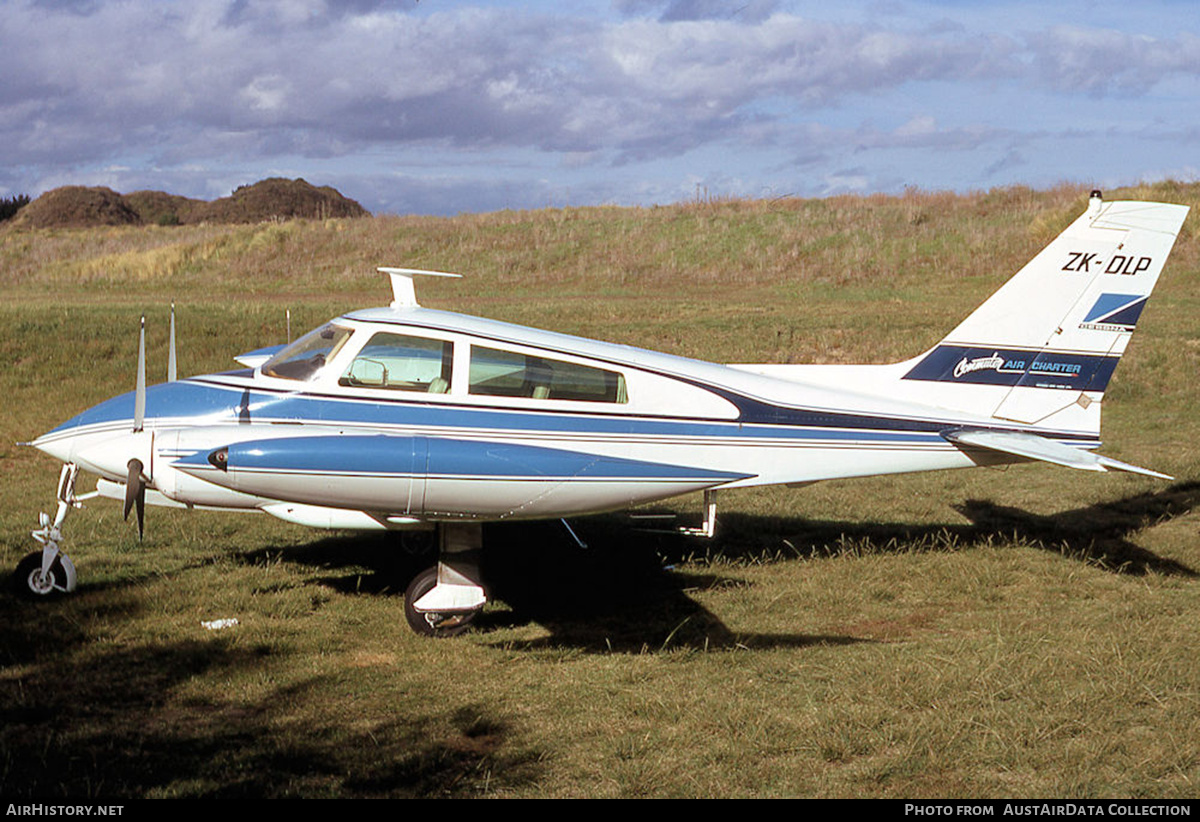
<box><xmin>6</xmin><ymin>806</ymin><xmax>123</xmax><ymax>816</ymax></box>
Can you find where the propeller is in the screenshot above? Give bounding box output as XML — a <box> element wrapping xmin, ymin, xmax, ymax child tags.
<box><xmin>128</xmin><ymin>315</ymin><xmax>148</xmax><ymax>539</ymax></box>
<box><xmin>123</xmin><ymin>458</ymin><xmax>146</xmax><ymax>539</ymax></box>
<box><xmin>168</xmin><ymin>303</ymin><xmax>177</xmax><ymax>383</ymax></box>
<box><xmin>124</xmin><ymin>306</ymin><xmax>179</xmax><ymax>539</ymax></box>
<box><xmin>134</xmin><ymin>314</ymin><xmax>146</xmax><ymax>432</ymax></box>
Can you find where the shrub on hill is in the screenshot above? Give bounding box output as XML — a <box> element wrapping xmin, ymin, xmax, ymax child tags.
<box><xmin>0</xmin><ymin>194</ymin><xmax>31</xmax><ymax>222</ymax></box>
<box><xmin>12</xmin><ymin>186</ymin><xmax>142</xmax><ymax>228</ymax></box>
<box><xmin>123</xmin><ymin>190</ymin><xmax>205</xmax><ymax>226</ymax></box>
<box><xmin>195</xmin><ymin>178</ymin><xmax>369</xmax><ymax>223</ymax></box>
<box><xmin>9</xmin><ymin>178</ymin><xmax>369</xmax><ymax>229</ymax></box>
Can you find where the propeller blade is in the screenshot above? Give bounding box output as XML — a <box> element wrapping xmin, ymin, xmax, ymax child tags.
<box><xmin>123</xmin><ymin>458</ymin><xmax>142</xmax><ymax>519</ymax></box>
<box><xmin>124</xmin><ymin>458</ymin><xmax>146</xmax><ymax>539</ymax></box>
<box><xmin>168</xmin><ymin>303</ymin><xmax>177</xmax><ymax>382</ymax></box>
<box><xmin>135</xmin><ymin>486</ymin><xmax>145</xmax><ymax>540</ymax></box>
<box><xmin>134</xmin><ymin>315</ymin><xmax>146</xmax><ymax>431</ymax></box>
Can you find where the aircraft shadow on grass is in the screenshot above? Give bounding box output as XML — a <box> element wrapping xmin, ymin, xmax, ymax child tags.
<box><xmin>0</xmin><ymin>619</ymin><xmax>545</xmax><ymax>798</ymax></box>
<box><xmin>714</xmin><ymin>480</ymin><xmax>1200</xmax><ymax>578</ymax></box>
<box><xmin>240</xmin><ymin>521</ymin><xmax>869</xmax><ymax>653</ymax></box>
<box><xmin>0</xmin><ymin>484</ymin><xmax>1194</xmax><ymax>797</ymax></box>
<box><xmin>951</xmin><ymin>481</ymin><xmax>1200</xmax><ymax>577</ymax></box>
<box><xmin>248</xmin><ymin>480</ymin><xmax>1198</xmax><ymax>652</ymax></box>
<box><xmin>0</xmin><ymin>551</ymin><xmax>545</xmax><ymax>797</ymax></box>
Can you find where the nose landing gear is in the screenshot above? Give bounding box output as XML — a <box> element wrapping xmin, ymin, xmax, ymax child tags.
<box><xmin>13</xmin><ymin>550</ymin><xmax>74</xmax><ymax>598</ymax></box>
<box><xmin>14</xmin><ymin>463</ymin><xmax>96</xmax><ymax>599</ymax></box>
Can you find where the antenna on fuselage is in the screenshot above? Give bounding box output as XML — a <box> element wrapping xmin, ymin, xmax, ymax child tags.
<box><xmin>378</xmin><ymin>267</ymin><xmax>462</xmax><ymax>309</ymax></box>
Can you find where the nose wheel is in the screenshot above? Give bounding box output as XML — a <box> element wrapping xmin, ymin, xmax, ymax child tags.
<box><xmin>13</xmin><ymin>551</ymin><xmax>75</xmax><ymax>599</ymax></box>
<box><xmin>16</xmin><ymin>463</ymin><xmax>95</xmax><ymax>600</ymax></box>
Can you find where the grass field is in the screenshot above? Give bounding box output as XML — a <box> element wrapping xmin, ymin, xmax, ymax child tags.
<box><xmin>0</xmin><ymin>183</ymin><xmax>1197</xmax><ymax>798</ymax></box>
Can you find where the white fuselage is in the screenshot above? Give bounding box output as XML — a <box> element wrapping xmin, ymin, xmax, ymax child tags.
<box><xmin>31</xmin><ymin>305</ymin><xmax>1066</xmax><ymax>528</ymax></box>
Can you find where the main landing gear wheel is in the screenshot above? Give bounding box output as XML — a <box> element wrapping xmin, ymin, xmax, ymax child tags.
<box><xmin>13</xmin><ymin>551</ymin><xmax>74</xmax><ymax>599</ymax></box>
<box><xmin>404</xmin><ymin>566</ymin><xmax>477</xmax><ymax>638</ymax></box>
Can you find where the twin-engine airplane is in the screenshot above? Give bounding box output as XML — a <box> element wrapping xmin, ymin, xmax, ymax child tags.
<box><xmin>19</xmin><ymin>192</ymin><xmax>1189</xmax><ymax>636</ymax></box>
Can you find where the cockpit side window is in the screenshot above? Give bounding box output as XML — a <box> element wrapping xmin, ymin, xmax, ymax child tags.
<box><xmin>468</xmin><ymin>345</ymin><xmax>627</xmax><ymax>403</ymax></box>
<box><xmin>262</xmin><ymin>322</ymin><xmax>354</xmax><ymax>381</ymax></box>
<box><xmin>340</xmin><ymin>332</ymin><xmax>453</xmax><ymax>393</ymax></box>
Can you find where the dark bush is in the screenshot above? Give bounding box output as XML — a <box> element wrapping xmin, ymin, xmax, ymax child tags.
<box><xmin>0</xmin><ymin>194</ymin><xmax>31</xmax><ymax>222</ymax></box>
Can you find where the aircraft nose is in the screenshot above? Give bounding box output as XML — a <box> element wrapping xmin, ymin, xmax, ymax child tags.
<box><xmin>28</xmin><ymin>389</ymin><xmax>147</xmax><ymax>481</ymax></box>
<box><xmin>29</xmin><ymin>429</ymin><xmax>77</xmax><ymax>464</ymax></box>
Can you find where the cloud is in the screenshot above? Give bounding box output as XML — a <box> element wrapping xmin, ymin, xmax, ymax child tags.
<box><xmin>1027</xmin><ymin>25</ymin><xmax>1200</xmax><ymax>94</ymax></box>
<box><xmin>612</xmin><ymin>0</ymin><xmax>781</xmax><ymax>23</ymax></box>
<box><xmin>981</xmin><ymin>148</ymin><xmax>1027</xmax><ymax>179</ymax></box>
<box><xmin>2</xmin><ymin>1</ymin><xmax>1198</xmax><ymax>211</ymax></box>
<box><xmin>1</xmin><ymin>3</ymin><xmax>1013</xmax><ymax>173</ymax></box>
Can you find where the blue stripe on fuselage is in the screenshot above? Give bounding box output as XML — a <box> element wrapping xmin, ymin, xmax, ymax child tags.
<box><xmin>206</xmin><ymin>378</ymin><xmax>947</xmax><ymax>444</ymax></box>
<box><xmin>177</xmin><ymin>435</ymin><xmax>753</xmax><ymax>482</ymax></box>
<box><xmin>43</xmin><ymin>373</ymin><xmax>1059</xmax><ymax>447</ymax></box>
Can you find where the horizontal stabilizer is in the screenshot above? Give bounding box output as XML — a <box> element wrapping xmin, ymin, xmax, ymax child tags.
<box><xmin>379</xmin><ymin>266</ymin><xmax>463</xmax><ymax>308</ymax></box>
<box><xmin>943</xmin><ymin>429</ymin><xmax>1172</xmax><ymax>480</ymax></box>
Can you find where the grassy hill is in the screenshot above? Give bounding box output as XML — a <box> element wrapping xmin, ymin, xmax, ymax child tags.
<box><xmin>0</xmin><ymin>182</ymin><xmax>1197</xmax><ymax>798</ymax></box>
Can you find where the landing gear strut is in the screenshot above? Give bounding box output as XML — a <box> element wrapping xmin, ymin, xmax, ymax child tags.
<box><xmin>404</xmin><ymin>522</ymin><xmax>487</xmax><ymax>637</ymax></box>
<box><xmin>15</xmin><ymin>463</ymin><xmax>95</xmax><ymax>598</ymax></box>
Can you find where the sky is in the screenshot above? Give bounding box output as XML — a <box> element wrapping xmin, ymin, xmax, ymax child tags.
<box><xmin>2</xmin><ymin>0</ymin><xmax>1199</xmax><ymax>215</ymax></box>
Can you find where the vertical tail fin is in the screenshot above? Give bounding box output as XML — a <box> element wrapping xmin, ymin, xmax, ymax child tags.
<box><xmin>901</xmin><ymin>192</ymin><xmax>1189</xmax><ymax>433</ymax></box>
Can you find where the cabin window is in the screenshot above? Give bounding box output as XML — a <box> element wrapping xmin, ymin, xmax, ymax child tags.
<box><xmin>468</xmin><ymin>345</ymin><xmax>627</xmax><ymax>403</ymax></box>
<box><xmin>340</xmin><ymin>332</ymin><xmax>453</xmax><ymax>393</ymax></box>
<box><xmin>262</xmin><ymin>322</ymin><xmax>354</xmax><ymax>381</ymax></box>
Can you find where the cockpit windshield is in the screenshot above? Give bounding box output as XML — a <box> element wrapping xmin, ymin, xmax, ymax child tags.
<box><xmin>262</xmin><ymin>322</ymin><xmax>354</xmax><ymax>381</ymax></box>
